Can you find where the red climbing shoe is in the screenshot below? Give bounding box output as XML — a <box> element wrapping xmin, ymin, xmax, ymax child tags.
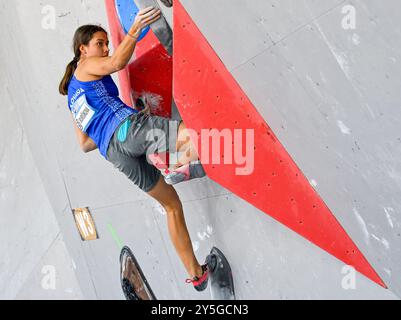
<box><xmin>164</xmin><ymin>160</ymin><xmax>206</xmax><ymax>185</ymax></box>
<box><xmin>186</xmin><ymin>264</ymin><xmax>209</xmax><ymax>292</ymax></box>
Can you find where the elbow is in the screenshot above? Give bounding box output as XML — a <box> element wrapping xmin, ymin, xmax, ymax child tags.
<box><xmin>80</xmin><ymin>141</ymin><xmax>90</xmax><ymax>153</ymax></box>
<box><xmin>81</xmin><ymin>140</ymin><xmax>97</xmax><ymax>153</ymax></box>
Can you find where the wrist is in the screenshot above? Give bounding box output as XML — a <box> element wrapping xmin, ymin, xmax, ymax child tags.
<box><xmin>128</xmin><ymin>22</ymin><xmax>141</xmax><ymax>39</ymax></box>
<box><xmin>127</xmin><ymin>31</ymin><xmax>139</xmax><ymax>40</ymax></box>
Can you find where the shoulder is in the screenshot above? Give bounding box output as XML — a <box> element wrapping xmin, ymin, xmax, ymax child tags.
<box><xmin>75</xmin><ymin>63</ymin><xmax>103</xmax><ymax>82</ymax></box>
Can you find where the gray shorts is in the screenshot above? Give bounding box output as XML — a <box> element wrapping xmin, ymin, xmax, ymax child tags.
<box><xmin>106</xmin><ymin>112</ymin><xmax>182</xmax><ymax>192</ymax></box>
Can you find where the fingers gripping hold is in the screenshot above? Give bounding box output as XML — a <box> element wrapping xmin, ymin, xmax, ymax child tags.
<box><xmin>141</xmin><ymin>7</ymin><xmax>159</xmax><ymax>19</ymax></box>
<box><xmin>135</xmin><ymin>6</ymin><xmax>161</xmax><ymax>31</ymax></box>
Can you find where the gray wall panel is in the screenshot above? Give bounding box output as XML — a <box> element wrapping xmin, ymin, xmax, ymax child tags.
<box><xmin>181</xmin><ymin>0</ymin><xmax>274</xmax><ymax>70</ymax></box>
<box><xmin>82</xmin><ymin>202</ymin><xmax>185</xmax><ymax>300</ymax></box>
<box><xmin>225</xmin><ymin>1</ymin><xmax>401</xmax><ymax>295</ymax></box>
<box><xmin>181</xmin><ymin>0</ymin><xmax>347</xmax><ymax>71</ymax></box>
<box><xmin>0</xmin><ymin>57</ymin><xmax>82</xmax><ymax>299</ymax></box>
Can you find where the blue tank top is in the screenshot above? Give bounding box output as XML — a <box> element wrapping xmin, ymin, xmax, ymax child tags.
<box><xmin>67</xmin><ymin>74</ymin><xmax>138</xmax><ymax>159</ymax></box>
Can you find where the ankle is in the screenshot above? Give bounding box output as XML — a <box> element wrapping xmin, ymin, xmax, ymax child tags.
<box><xmin>190</xmin><ymin>265</ymin><xmax>204</xmax><ymax>279</ymax></box>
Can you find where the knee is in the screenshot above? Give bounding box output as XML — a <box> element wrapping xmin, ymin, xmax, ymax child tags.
<box><xmin>146</xmin><ymin>176</ymin><xmax>184</xmax><ymax>213</ymax></box>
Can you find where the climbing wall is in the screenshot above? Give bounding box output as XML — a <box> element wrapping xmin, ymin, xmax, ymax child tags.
<box><xmin>174</xmin><ymin>0</ymin><xmax>401</xmax><ymax>296</ymax></box>
<box><xmin>0</xmin><ymin>0</ymin><xmax>399</xmax><ymax>299</ymax></box>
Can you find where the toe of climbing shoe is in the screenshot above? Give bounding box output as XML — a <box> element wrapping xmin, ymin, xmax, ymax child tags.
<box><xmin>186</xmin><ymin>264</ymin><xmax>209</xmax><ymax>292</ymax></box>
<box><xmin>164</xmin><ymin>171</ymin><xmax>188</xmax><ymax>185</ymax></box>
<box><xmin>164</xmin><ymin>161</ymin><xmax>206</xmax><ymax>185</ymax></box>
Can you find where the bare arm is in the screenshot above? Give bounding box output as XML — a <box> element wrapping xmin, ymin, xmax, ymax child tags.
<box><xmin>82</xmin><ymin>7</ymin><xmax>161</xmax><ymax>76</ymax></box>
<box><xmin>71</xmin><ymin>115</ymin><xmax>98</xmax><ymax>153</ymax></box>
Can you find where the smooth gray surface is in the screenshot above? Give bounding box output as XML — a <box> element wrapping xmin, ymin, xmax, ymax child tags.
<box><xmin>0</xmin><ymin>0</ymin><xmax>399</xmax><ymax>299</ymax></box>
<box><xmin>0</xmin><ymin>66</ymin><xmax>82</xmax><ymax>299</ymax></box>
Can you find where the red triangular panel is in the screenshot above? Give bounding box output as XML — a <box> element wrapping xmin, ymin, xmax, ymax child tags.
<box><xmin>173</xmin><ymin>0</ymin><xmax>385</xmax><ymax>287</ymax></box>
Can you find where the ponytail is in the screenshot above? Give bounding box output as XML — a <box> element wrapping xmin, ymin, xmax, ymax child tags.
<box><xmin>59</xmin><ymin>58</ymin><xmax>78</xmax><ymax>96</ymax></box>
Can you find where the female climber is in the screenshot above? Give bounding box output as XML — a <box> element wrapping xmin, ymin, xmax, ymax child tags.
<box><xmin>58</xmin><ymin>6</ymin><xmax>208</xmax><ymax>292</ymax></box>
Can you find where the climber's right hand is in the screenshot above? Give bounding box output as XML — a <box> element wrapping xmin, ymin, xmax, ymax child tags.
<box><xmin>130</xmin><ymin>7</ymin><xmax>161</xmax><ymax>38</ymax></box>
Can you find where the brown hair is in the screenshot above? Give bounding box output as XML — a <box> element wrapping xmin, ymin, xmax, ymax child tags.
<box><xmin>59</xmin><ymin>24</ymin><xmax>107</xmax><ymax>96</ymax></box>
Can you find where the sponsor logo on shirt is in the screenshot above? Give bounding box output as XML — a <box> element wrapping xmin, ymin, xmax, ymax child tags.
<box><xmin>70</xmin><ymin>88</ymin><xmax>85</xmax><ymax>105</ymax></box>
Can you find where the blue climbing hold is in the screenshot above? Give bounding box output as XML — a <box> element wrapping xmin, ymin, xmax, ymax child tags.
<box><xmin>115</xmin><ymin>0</ymin><xmax>150</xmax><ymax>42</ymax></box>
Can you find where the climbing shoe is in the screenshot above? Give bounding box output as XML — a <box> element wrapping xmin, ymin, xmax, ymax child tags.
<box><xmin>164</xmin><ymin>160</ymin><xmax>206</xmax><ymax>185</ymax></box>
<box><xmin>186</xmin><ymin>264</ymin><xmax>209</xmax><ymax>292</ymax></box>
